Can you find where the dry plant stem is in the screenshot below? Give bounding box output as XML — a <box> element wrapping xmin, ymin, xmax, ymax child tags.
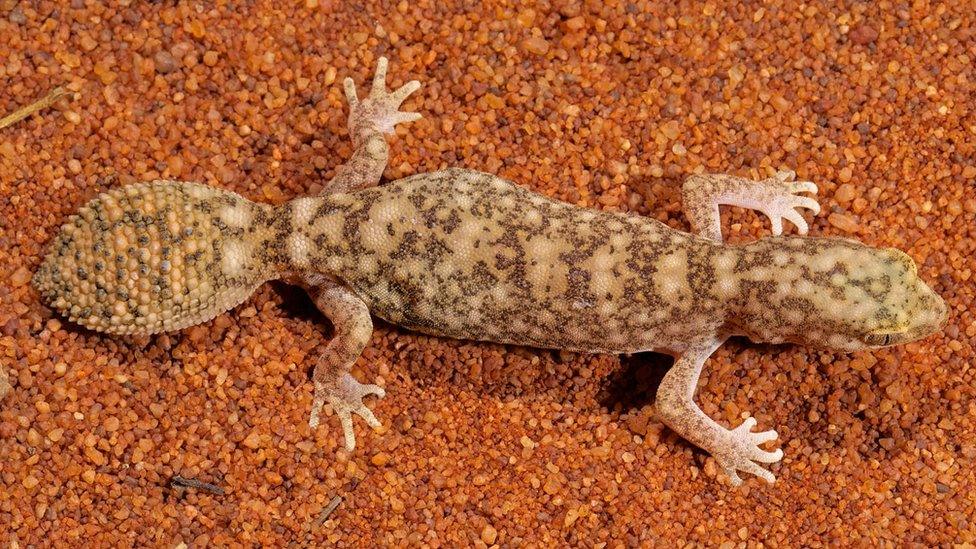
<box><xmin>316</xmin><ymin>476</ymin><xmax>364</xmax><ymax>525</ymax></box>
<box><xmin>169</xmin><ymin>475</ymin><xmax>225</xmax><ymax>495</ymax></box>
<box><xmin>0</xmin><ymin>85</ymin><xmax>71</xmax><ymax>403</ymax></box>
<box><xmin>316</xmin><ymin>496</ymin><xmax>343</xmax><ymax>524</ymax></box>
<box><xmin>0</xmin><ymin>87</ymin><xmax>70</xmax><ymax>131</ymax></box>
<box><xmin>0</xmin><ymin>366</ymin><xmax>10</xmax><ymax>401</ymax></box>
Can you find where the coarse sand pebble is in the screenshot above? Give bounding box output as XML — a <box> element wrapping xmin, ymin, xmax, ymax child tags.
<box><xmin>1</xmin><ymin>1</ymin><xmax>975</xmax><ymax>546</ymax></box>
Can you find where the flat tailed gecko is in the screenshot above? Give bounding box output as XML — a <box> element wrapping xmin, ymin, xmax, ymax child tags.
<box><xmin>33</xmin><ymin>58</ymin><xmax>947</xmax><ymax>485</ymax></box>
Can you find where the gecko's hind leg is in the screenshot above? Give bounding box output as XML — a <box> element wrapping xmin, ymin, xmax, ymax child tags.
<box><xmin>681</xmin><ymin>170</ymin><xmax>820</xmax><ymax>241</ymax></box>
<box><xmin>301</xmin><ymin>277</ymin><xmax>385</xmax><ymax>451</ymax></box>
<box><xmin>324</xmin><ymin>57</ymin><xmax>423</xmax><ymax>195</ymax></box>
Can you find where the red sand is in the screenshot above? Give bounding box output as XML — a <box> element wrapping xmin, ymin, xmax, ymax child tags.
<box><xmin>1</xmin><ymin>1</ymin><xmax>974</xmax><ymax>545</ymax></box>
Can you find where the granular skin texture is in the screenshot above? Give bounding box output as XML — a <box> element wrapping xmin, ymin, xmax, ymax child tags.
<box><xmin>33</xmin><ymin>181</ymin><xmax>278</xmax><ymax>335</ymax></box>
<box><xmin>1</xmin><ymin>0</ymin><xmax>975</xmax><ymax>547</ymax></box>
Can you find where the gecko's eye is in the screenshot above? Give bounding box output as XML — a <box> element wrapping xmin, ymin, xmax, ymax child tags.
<box><xmin>863</xmin><ymin>332</ymin><xmax>895</xmax><ymax>347</ymax></box>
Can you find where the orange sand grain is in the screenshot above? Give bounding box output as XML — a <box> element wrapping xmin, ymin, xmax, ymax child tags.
<box><xmin>1</xmin><ymin>0</ymin><xmax>975</xmax><ymax>546</ymax></box>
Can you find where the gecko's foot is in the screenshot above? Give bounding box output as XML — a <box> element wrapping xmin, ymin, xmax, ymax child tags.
<box><xmin>309</xmin><ymin>372</ymin><xmax>386</xmax><ymax>451</ymax></box>
<box><xmin>755</xmin><ymin>170</ymin><xmax>820</xmax><ymax>236</ymax></box>
<box><xmin>712</xmin><ymin>416</ymin><xmax>783</xmax><ymax>486</ymax></box>
<box><xmin>344</xmin><ymin>56</ymin><xmax>422</xmax><ymax>138</ymax></box>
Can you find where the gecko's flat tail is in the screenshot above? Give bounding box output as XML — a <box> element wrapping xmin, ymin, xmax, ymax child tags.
<box><xmin>34</xmin><ymin>180</ymin><xmax>276</xmax><ymax>335</ymax></box>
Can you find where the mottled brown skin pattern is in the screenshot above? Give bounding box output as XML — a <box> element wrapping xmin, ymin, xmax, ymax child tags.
<box><xmin>33</xmin><ymin>59</ymin><xmax>947</xmax><ymax>485</ymax></box>
<box><xmin>292</xmin><ymin>170</ymin><xmax>944</xmax><ymax>357</ymax></box>
<box><xmin>296</xmin><ymin>169</ymin><xmax>715</xmax><ymax>354</ymax></box>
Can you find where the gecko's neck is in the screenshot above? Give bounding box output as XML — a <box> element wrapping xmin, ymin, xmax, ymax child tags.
<box><xmin>271</xmin><ymin>194</ymin><xmax>361</xmax><ymax>277</ymax></box>
<box><xmin>717</xmin><ymin>235</ymin><xmax>868</xmax><ymax>344</ymax></box>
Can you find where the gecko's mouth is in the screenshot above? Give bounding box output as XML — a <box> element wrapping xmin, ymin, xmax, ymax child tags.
<box><xmin>863</xmin><ymin>314</ymin><xmax>945</xmax><ymax>348</ymax></box>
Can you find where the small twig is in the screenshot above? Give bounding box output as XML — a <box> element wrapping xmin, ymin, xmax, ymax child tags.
<box><xmin>0</xmin><ymin>86</ymin><xmax>71</xmax><ymax>131</ymax></box>
<box><xmin>169</xmin><ymin>475</ymin><xmax>225</xmax><ymax>495</ymax></box>
<box><xmin>316</xmin><ymin>495</ymin><xmax>343</xmax><ymax>524</ymax></box>
<box><xmin>0</xmin><ymin>366</ymin><xmax>10</xmax><ymax>401</ymax></box>
<box><xmin>316</xmin><ymin>476</ymin><xmax>365</xmax><ymax>525</ymax></box>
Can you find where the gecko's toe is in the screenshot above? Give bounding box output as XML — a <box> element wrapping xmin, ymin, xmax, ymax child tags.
<box><xmin>740</xmin><ymin>460</ymin><xmax>776</xmax><ymax>483</ymax></box>
<box><xmin>734</xmin><ymin>416</ymin><xmax>758</xmax><ymax>432</ymax></box>
<box><xmin>311</xmin><ymin>373</ymin><xmax>386</xmax><ymax>452</ymax></box>
<box><xmin>348</xmin><ymin>57</ymin><xmax>423</xmax><ymax>136</ymax></box>
<box><xmin>719</xmin><ymin>456</ymin><xmax>773</xmax><ymax>484</ymax></box>
<box><xmin>718</xmin><ymin>452</ymin><xmax>778</xmax><ymax>486</ymax></box>
<box><xmin>331</xmin><ymin>397</ymin><xmax>382</xmax><ymax>451</ymax></box>
<box><xmin>749</xmin><ymin>427</ymin><xmax>778</xmax><ymax>445</ymax></box>
<box><xmin>755</xmin><ymin>447</ymin><xmax>784</xmax><ymax>464</ymax></box>
<box><xmin>716</xmin><ymin>416</ymin><xmax>783</xmax><ymax>486</ymax></box>
<box><xmin>338</xmin><ymin>409</ymin><xmax>356</xmax><ymax>451</ymax></box>
<box><xmin>763</xmin><ymin>190</ymin><xmax>821</xmax><ymax>235</ymax></box>
<box><xmin>391</xmin><ymin>80</ymin><xmax>421</xmax><ymax>104</ymax></box>
<box><xmin>360</xmin><ymin>383</ymin><xmax>386</xmax><ymax>399</ymax></box>
<box><xmin>782</xmin><ymin>210</ymin><xmax>809</xmax><ymax>235</ymax></box>
<box><xmin>357</xmin><ymin>406</ymin><xmax>381</xmax><ymax>429</ymax></box>
<box><xmin>773</xmin><ymin>169</ymin><xmax>796</xmax><ymax>182</ymax></box>
<box><xmin>393</xmin><ymin>111</ymin><xmax>422</xmax><ymax>125</ymax></box>
<box><xmin>789</xmin><ymin>181</ymin><xmax>818</xmax><ymax>196</ymax></box>
<box><xmin>723</xmin><ymin>466</ymin><xmax>744</xmax><ymax>486</ymax></box>
<box><xmin>793</xmin><ymin>196</ymin><xmax>821</xmax><ymax>215</ymax></box>
<box><xmin>343</xmin><ymin>77</ymin><xmax>359</xmax><ymax>105</ymax></box>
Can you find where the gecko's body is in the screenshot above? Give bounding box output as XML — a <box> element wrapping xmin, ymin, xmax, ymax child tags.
<box><xmin>297</xmin><ymin>170</ymin><xmax>713</xmax><ymax>354</ymax></box>
<box><xmin>33</xmin><ymin>59</ymin><xmax>947</xmax><ymax>485</ymax></box>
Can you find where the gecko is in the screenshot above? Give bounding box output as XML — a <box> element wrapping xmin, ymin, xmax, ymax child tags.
<box><xmin>32</xmin><ymin>58</ymin><xmax>947</xmax><ymax>485</ymax></box>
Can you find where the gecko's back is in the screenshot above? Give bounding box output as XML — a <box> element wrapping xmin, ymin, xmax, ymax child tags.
<box><xmin>305</xmin><ymin>168</ymin><xmax>720</xmax><ymax>353</ymax></box>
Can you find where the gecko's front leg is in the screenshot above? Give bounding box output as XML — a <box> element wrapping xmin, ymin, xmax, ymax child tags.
<box><xmin>656</xmin><ymin>337</ymin><xmax>783</xmax><ymax>485</ymax></box>
<box><xmin>682</xmin><ymin>170</ymin><xmax>820</xmax><ymax>241</ymax></box>
<box><xmin>297</xmin><ymin>57</ymin><xmax>421</xmax><ymax>448</ymax></box>
<box><xmin>324</xmin><ymin>57</ymin><xmax>422</xmax><ymax>194</ymax></box>
<box><xmin>300</xmin><ymin>275</ymin><xmax>385</xmax><ymax>451</ymax></box>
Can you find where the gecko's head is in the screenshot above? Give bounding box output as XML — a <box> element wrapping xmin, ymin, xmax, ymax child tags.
<box><xmin>34</xmin><ymin>181</ymin><xmax>278</xmax><ymax>335</ymax></box>
<box><xmin>731</xmin><ymin>237</ymin><xmax>947</xmax><ymax>352</ymax></box>
<box><xmin>828</xmin><ymin>245</ymin><xmax>948</xmax><ymax>350</ymax></box>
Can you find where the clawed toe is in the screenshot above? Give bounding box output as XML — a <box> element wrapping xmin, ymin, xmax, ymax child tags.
<box><xmin>391</xmin><ymin>80</ymin><xmax>421</xmax><ymax>103</ymax></box>
<box><xmin>346</xmin><ymin>56</ymin><xmax>423</xmax><ymax>138</ymax></box>
<box><xmin>761</xmin><ymin>174</ymin><xmax>821</xmax><ymax>235</ymax></box>
<box><xmin>790</xmin><ymin>181</ymin><xmax>818</xmax><ymax>195</ymax></box>
<box><xmin>721</xmin><ymin>458</ymin><xmax>775</xmax><ymax>484</ymax></box>
<box><xmin>716</xmin><ymin>416</ymin><xmax>783</xmax><ymax>486</ymax></box>
<box><xmin>781</xmin><ymin>209</ymin><xmax>809</xmax><ymax>234</ymax></box>
<box><xmin>773</xmin><ymin>169</ymin><xmax>796</xmax><ymax>182</ymax></box>
<box><xmin>309</xmin><ymin>373</ymin><xmax>386</xmax><ymax>451</ymax></box>
<box><xmin>750</xmin><ymin>427</ymin><xmax>779</xmax><ymax>445</ymax></box>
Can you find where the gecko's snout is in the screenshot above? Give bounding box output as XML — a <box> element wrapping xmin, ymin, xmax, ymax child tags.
<box><xmin>908</xmin><ymin>277</ymin><xmax>948</xmax><ymax>335</ymax></box>
<box><xmin>896</xmin><ymin>250</ymin><xmax>948</xmax><ymax>337</ymax></box>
